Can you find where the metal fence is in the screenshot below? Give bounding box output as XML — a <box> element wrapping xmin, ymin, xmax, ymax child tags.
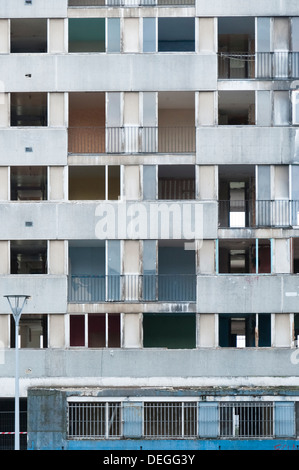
<box><xmin>219</xmin><ymin>200</ymin><xmax>299</xmax><ymax>228</ymax></box>
<box><xmin>68</xmin><ymin>274</ymin><xmax>196</xmax><ymax>303</ymax></box>
<box><xmin>68</xmin><ymin>402</ymin><xmax>121</xmax><ymax>439</ymax></box>
<box><xmin>219</xmin><ymin>402</ymin><xmax>274</xmax><ymax>438</ymax></box>
<box><xmin>69</xmin><ymin>0</ymin><xmax>195</xmax><ymax>6</ymax></box>
<box><xmin>68</xmin><ymin>127</ymin><xmax>196</xmax><ymax>154</ymax></box>
<box><xmin>0</xmin><ymin>411</ymin><xmax>27</xmax><ymax>450</ymax></box>
<box><xmin>219</xmin><ymin>52</ymin><xmax>299</xmax><ymax>79</ymax></box>
<box><xmin>144</xmin><ymin>402</ymin><xmax>197</xmax><ymax>438</ymax></box>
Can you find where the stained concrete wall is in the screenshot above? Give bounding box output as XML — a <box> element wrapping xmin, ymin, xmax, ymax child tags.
<box><xmin>0</xmin><ymin>54</ymin><xmax>217</xmax><ymax>92</ymax></box>
<box><xmin>196</xmin><ymin>127</ymin><xmax>297</xmax><ymax>165</ymax></box>
<box><xmin>0</xmin><ymin>0</ymin><xmax>67</xmax><ymax>19</ymax></box>
<box><xmin>196</xmin><ymin>0</ymin><xmax>299</xmax><ymax>16</ymax></box>
<box><xmin>27</xmin><ymin>389</ymin><xmax>67</xmax><ymax>451</ymax></box>
<box><xmin>0</xmin><ymin>200</ymin><xmax>217</xmax><ymax>240</ymax></box>
<box><xmin>197</xmin><ymin>275</ymin><xmax>299</xmax><ymax>314</ymax></box>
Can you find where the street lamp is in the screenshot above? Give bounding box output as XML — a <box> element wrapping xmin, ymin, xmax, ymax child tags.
<box><xmin>4</xmin><ymin>295</ymin><xmax>30</xmax><ymax>451</ymax></box>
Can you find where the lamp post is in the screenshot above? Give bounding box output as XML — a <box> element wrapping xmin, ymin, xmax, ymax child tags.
<box><xmin>4</xmin><ymin>295</ymin><xmax>30</xmax><ymax>451</ymax></box>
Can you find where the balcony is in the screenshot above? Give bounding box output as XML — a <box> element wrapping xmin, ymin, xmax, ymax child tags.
<box><xmin>219</xmin><ymin>200</ymin><xmax>299</xmax><ymax>228</ymax></box>
<box><xmin>68</xmin><ymin>274</ymin><xmax>196</xmax><ymax>303</ymax></box>
<box><xmin>219</xmin><ymin>52</ymin><xmax>299</xmax><ymax>80</ymax></box>
<box><xmin>68</xmin><ymin>126</ymin><xmax>196</xmax><ymax>154</ymax></box>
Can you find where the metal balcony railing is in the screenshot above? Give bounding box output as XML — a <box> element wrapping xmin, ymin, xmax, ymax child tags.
<box><xmin>219</xmin><ymin>200</ymin><xmax>299</xmax><ymax>228</ymax></box>
<box><xmin>68</xmin><ymin>274</ymin><xmax>196</xmax><ymax>303</ymax></box>
<box><xmin>68</xmin><ymin>126</ymin><xmax>196</xmax><ymax>154</ymax></box>
<box><xmin>68</xmin><ymin>0</ymin><xmax>195</xmax><ymax>6</ymax></box>
<box><xmin>218</xmin><ymin>51</ymin><xmax>299</xmax><ymax>79</ymax></box>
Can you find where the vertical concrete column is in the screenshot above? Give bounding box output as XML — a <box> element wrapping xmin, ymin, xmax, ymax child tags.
<box><xmin>124</xmin><ymin>92</ymin><xmax>140</xmax><ymax>152</ymax></box>
<box><xmin>48</xmin><ymin>315</ymin><xmax>65</xmax><ymax>348</ymax></box>
<box><xmin>123</xmin><ymin>18</ymin><xmax>140</xmax><ymax>53</ymax></box>
<box><xmin>0</xmin><ymin>241</ymin><xmax>9</xmax><ymax>274</ymax></box>
<box><xmin>197</xmin><ymin>165</ymin><xmax>217</xmax><ymax>200</ymax></box>
<box><xmin>49</xmin><ymin>93</ymin><xmax>66</xmax><ymax>127</ymax></box>
<box><xmin>273</xmin><ymin>314</ymin><xmax>292</xmax><ymax>347</ymax></box>
<box><xmin>0</xmin><ymin>93</ymin><xmax>9</xmax><ymax>127</ymax></box>
<box><xmin>198</xmin><ymin>314</ymin><xmax>217</xmax><ymax>347</ymax></box>
<box><xmin>0</xmin><ymin>167</ymin><xmax>9</xmax><ymax>200</ymax></box>
<box><xmin>123</xmin><ymin>165</ymin><xmax>140</xmax><ymax>201</ymax></box>
<box><xmin>48</xmin><ymin>19</ymin><xmax>66</xmax><ymax>53</ymax></box>
<box><xmin>0</xmin><ymin>315</ymin><xmax>9</xmax><ymax>348</ymax></box>
<box><xmin>0</xmin><ymin>20</ymin><xmax>9</xmax><ymax>53</ymax></box>
<box><xmin>123</xmin><ymin>313</ymin><xmax>142</xmax><ymax>348</ymax></box>
<box><xmin>198</xmin><ymin>240</ymin><xmax>216</xmax><ymax>274</ymax></box>
<box><xmin>123</xmin><ymin>240</ymin><xmax>141</xmax><ymax>301</ymax></box>
<box><xmin>48</xmin><ymin>166</ymin><xmax>65</xmax><ymax>200</ymax></box>
<box><xmin>272</xmin><ymin>239</ymin><xmax>291</xmax><ymax>274</ymax></box>
<box><xmin>197</xmin><ymin>18</ymin><xmax>216</xmax><ymax>53</ymax></box>
<box><xmin>48</xmin><ymin>240</ymin><xmax>66</xmax><ymax>275</ymax></box>
<box><xmin>197</xmin><ymin>92</ymin><xmax>216</xmax><ymax>127</ymax></box>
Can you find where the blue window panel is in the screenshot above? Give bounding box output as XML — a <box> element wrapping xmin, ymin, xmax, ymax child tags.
<box><xmin>123</xmin><ymin>402</ymin><xmax>143</xmax><ymax>438</ymax></box>
<box><xmin>275</xmin><ymin>402</ymin><xmax>295</xmax><ymax>438</ymax></box>
<box><xmin>143</xmin><ymin>240</ymin><xmax>157</xmax><ymax>301</ymax></box>
<box><xmin>143</xmin><ymin>166</ymin><xmax>156</xmax><ymax>200</ymax></box>
<box><xmin>107</xmin><ymin>18</ymin><xmax>121</xmax><ymax>53</ymax></box>
<box><xmin>198</xmin><ymin>402</ymin><xmax>218</xmax><ymax>438</ymax></box>
<box><xmin>107</xmin><ymin>240</ymin><xmax>121</xmax><ymax>301</ymax></box>
<box><xmin>143</xmin><ymin>18</ymin><xmax>156</xmax><ymax>53</ymax></box>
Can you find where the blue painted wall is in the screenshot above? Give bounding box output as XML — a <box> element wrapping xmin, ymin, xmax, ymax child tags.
<box><xmin>64</xmin><ymin>438</ymin><xmax>299</xmax><ymax>451</ymax></box>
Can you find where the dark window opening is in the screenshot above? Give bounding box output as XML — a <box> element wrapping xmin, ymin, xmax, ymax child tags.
<box><xmin>11</xmin><ymin>93</ymin><xmax>47</xmax><ymax>127</ymax></box>
<box><xmin>10</xmin><ymin>240</ymin><xmax>47</xmax><ymax>274</ymax></box>
<box><xmin>68</xmin><ymin>18</ymin><xmax>105</xmax><ymax>52</ymax></box>
<box><xmin>219</xmin><ymin>313</ymin><xmax>271</xmax><ymax>347</ymax></box>
<box><xmin>158</xmin><ymin>18</ymin><xmax>195</xmax><ymax>52</ymax></box>
<box><xmin>143</xmin><ymin>313</ymin><xmax>196</xmax><ymax>349</ymax></box>
<box><xmin>158</xmin><ymin>165</ymin><xmax>195</xmax><ymax>200</ymax></box>
<box><xmin>11</xmin><ymin>19</ymin><xmax>47</xmax><ymax>53</ymax></box>
<box><xmin>10</xmin><ymin>166</ymin><xmax>47</xmax><ymax>201</ymax></box>
<box><xmin>218</xmin><ymin>91</ymin><xmax>255</xmax><ymax>125</ymax></box>
<box><xmin>10</xmin><ymin>315</ymin><xmax>48</xmax><ymax>348</ymax></box>
<box><xmin>70</xmin><ymin>313</ymin><xmax>121</xmax><ymax>348</ymax></box>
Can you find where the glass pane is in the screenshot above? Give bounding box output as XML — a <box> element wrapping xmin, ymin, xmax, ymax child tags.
<box><xmin>108</xmin><ymin>314</ymin><xmax>121</xmax><ymax>347</ymax></box>
<box><xmin>88</xmin><ymin>314</ymin><xmax>105</xmax><ymax>347</ymax></box>
<box><xmin>70</xmin><ymin>315</ymin><xmax>85</xmax><ymax>346</ymax></box>
<box><xmin>143</xmin><ymin>18</ymin><xmax>156</xmax><ymax>53</ymax></box>
<box><xmin>107</xmin><ymin>18</ymin><xmax>120</xmax><ymax>53</ymax></box>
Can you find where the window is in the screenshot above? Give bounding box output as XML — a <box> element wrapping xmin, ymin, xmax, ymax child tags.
<box><xmin>10</xmin><ymin>315</ymin><xmax>48</xmax><ymax>348</ymax></box>
<box><xmin>68</xmin><ymin>402</ymin><xmax>121</xmax><ymax>438</ymax></box>
<box><xmin>219</xmin><ymin>314</ymin><xmax>271</xmax><ymax>347</ymax></box>
<box><xmin>10</xmin><ymin>240</ymin><xmax>47</xmax><ymax>274</ymax></box>
<box><xmin>143</xmin><ymin>402</ymin><xmax>197</xmax><ymax>438</ymax></box>
<box><xmin>10</xmin><ymin>19</ymin><xmax>47</xmax><ymax>53</ymax></box>
<box><xmin>143</xmin><ymin>313</ymin><xmax>196</xmax><ymax>349</ymax></box>
<box><xmin>11</xmin><ymin>93</ymin><xmax>47</xmax><ymax>127</ymax></box>
<box><xmin>220</xmin><ymin>402</ymin><xmax>274</xmax><ymax>438</ymax></box>
<box><xmin>68</xmin><ymin>18</ymin><xmax>105</xmax><ymax>52</ymax></box>
<box><xmin>68</xmin><ymin>166</ymin><xmax>120</xmax><ymax>200</ymax></box>
<box><xmin>158</xmin><ymin>165</ymin><xmax>195</xmax><ymax>200</ymax></box>
<box><xmin>158</xmin><ymin>18</ymin><xmax>195</xmax><ymax>52</ymax></box>
<box><xmin>10</xmin><ymin>166</ymin><xmax>47</xmax><ymax>201</ymax></box>
<box><xmin>69</xmin><ymin>313</ymin><xmax>121</xmax><ymax>348</ymax></box>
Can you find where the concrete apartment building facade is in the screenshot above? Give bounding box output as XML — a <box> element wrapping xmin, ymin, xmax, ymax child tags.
<box><xmin>0</xmin><ymin>0</ymin><xmax>299</xmax><ymax>450</ymax></box>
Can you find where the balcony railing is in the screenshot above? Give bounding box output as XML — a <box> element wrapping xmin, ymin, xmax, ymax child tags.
<box><xmin>219</xmin><ymin>200</ymin><xmax>299</xmax><ymax>228</ymax></box>
<box><xmin>68</xmin><ymin>274</ymin><xmax>196</xmax><ymax>303</ymax></box>
<box><xmin>218</xmin><ymin>52</ymin><xmax>299</xmax><ymax>79</ymax></box>
<box><xmin>68</xmin><ymin>126</ymin><xmax>196</xmax><ymax>154</ymax></box>
<box><xmin>68</xmin><ymin>0</ymin><xmax>195</xmax><ymax>6</ymax></box>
